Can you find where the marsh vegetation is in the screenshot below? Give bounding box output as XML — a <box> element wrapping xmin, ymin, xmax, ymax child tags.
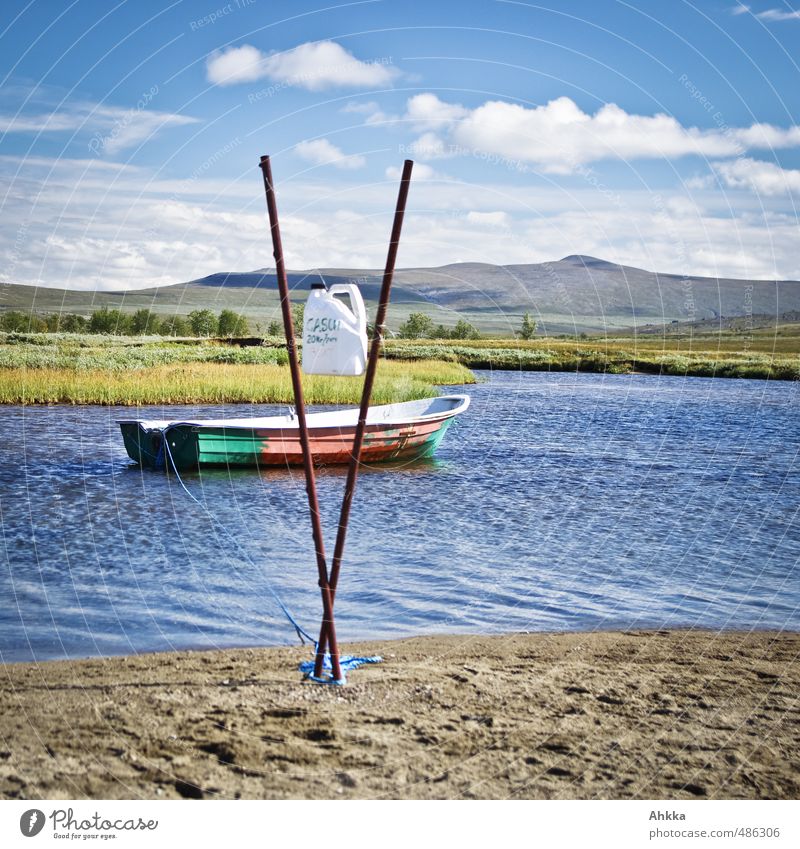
<box><xmin>0</xmin><ymin>333</ymin><xmax>473</xmax><ymax>405</ymax></box>
<box><xmin>1</xmin><ymin>323</ymin><xmax>797</xmax><ymax>406</ymax></box>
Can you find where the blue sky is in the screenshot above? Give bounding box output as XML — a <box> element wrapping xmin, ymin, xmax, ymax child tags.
<box><xmin>2</xmin><ymin>0</ymin><xmax>800</xmax><ymax>289</ymax></box>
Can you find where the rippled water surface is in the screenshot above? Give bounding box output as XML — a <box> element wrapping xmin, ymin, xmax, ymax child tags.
<box><xmin>1</xmin><ymin>370</ymin><xmax>798</xmax><ymax>662</ymax></box>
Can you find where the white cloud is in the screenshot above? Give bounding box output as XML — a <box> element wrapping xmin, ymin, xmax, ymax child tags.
<box><xmin>455</xmin><ymin>97</ymin><xmax>728</xmax><ymax>173</ymax></box>
<box><xmin>396</xmin><ymin>92</ymin><xmax>800</xmax><ymax>174</ymax></box>
<box><xmin>294</xmin><ymin>138</ymin><xmax>366</xmax><ymax>170</ymax></box>
<box><xmin>405</xmin><ymin>93</ymin><xmax>468</xmax><ymax>129</ymax></box>
<box><xmin>466</xmin><ymin>211</ymin><xmax>510</xmax><ymax>227</ymax></box>
<box><xmin>0</xmin><ymin>154</ymin><xmax>129</xmax><ymax>171</ymax></box>
<box><xmin>342</xmin><ymin>100</ymin><xmax>381</xmax><ymax>114</ymax></box>
<box><xmin>684</xmin><ymin>174</ymin><xmax>715</xmax><ymax>190</ymax></box>
<box><xmin>757</xmin><ymin>8</ymin><xmax>800</xmax><ymax>21</ymax></box>
<box><xmin>94</xmin><ymin>109</ymin><xmax>198</xmax><ymax>156</ymax></box>
<box><xmin>730</xmin><ymin>4</ymin><xmax>800</xmax><ymax>20</ymax></box>
<box><xmin>341</xmin><ymin>100</ymin><xmax>393</xmax><ymax>125</ymax></box>
<box><xmin>713</xmin><ymin>157</ymin><xmax>800</xmax><ymax>195</ymax></box>
<box><xmin>732</xmin><ymin>122</ymin><xmax>800</xmax><ymax>148</ymax></box>
<box><xmin>207</xmin><ymin>40</ymin><xmax>398</xmax><ymax>89</ymax></box>
<box><xmin>0</xmin><ymin>102</ymin><xmax>198</xmax><ymax>155</ymax></box>
<box><xmin>0</xmin><ymin>113</ymin><xmax>91</xmax><ymax>133</ymax></box>
<box><xmin>204</xmin><ymin>44</ymin><xmax>265</xmax><ymax>85</ymax></box>
<box><xmin>385</xmin><ymin>163</ymin><xmax>442</xmax><ymax>181</ymax></box>
<box><xmin>3</xmin><ymin>154</ymin><xmax>800</xmax><ymax>292</ymax></box>
<box><xmin>405</xmin><ymin>132</ymin><xmax>454</xmax><ymax>159</ymax></box>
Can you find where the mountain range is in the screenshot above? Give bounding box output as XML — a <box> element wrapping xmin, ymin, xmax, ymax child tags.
<box><xmin>2</xmin><ymin>255</ymin><xmax>799</xmax><ymax>335</ymax></box>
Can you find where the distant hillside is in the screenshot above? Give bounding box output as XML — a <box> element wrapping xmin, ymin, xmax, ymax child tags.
<box><xmin>3</xmin><ymin>255</ymin><xmax>799</xmax><ymax>335</ymax></box>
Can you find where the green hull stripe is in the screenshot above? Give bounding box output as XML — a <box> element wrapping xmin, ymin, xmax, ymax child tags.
<box><xmin>122</xmin><ymin>419</ymin><xmax>455</xmax><ymax>469</ymax></box>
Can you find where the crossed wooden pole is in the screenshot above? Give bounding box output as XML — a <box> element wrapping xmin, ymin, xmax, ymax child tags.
<box><xmin>259</xmin><ymin>155</ymin><xmax>414</xmax><ymax>682</ymax></box>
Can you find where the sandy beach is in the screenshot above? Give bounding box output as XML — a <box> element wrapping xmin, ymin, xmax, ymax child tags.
<box><xmin>1</xmin><ymin>630</ymin><xmax>798</xmax><ymax>800</ymax></box>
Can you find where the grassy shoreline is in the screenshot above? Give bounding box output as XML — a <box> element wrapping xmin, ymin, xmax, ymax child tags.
<box><xmin>383</xmin><ymin>338</ymin><xmax>800</xmax><ymax>381</ymax></box>
<box><xmin>0</xmin><ymin>360</ymin><xmax>474</xmax><ymax>405</ymax></box>
<box><xmin>0</xmin><ymin>331</ymin><xmax>797</xmax><ymax>405</ymax></box>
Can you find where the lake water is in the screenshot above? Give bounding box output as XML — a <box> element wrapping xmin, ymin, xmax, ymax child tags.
<box><xmin>1</xmin><ymin>370</ymin><xmax>798</xmax><ymax>662</ymax></box>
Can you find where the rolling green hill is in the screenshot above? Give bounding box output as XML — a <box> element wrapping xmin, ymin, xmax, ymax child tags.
<box><xmin>3</xmin><ymin>255</ymin><xmax>799</xmax><ymax>336</ymax></box>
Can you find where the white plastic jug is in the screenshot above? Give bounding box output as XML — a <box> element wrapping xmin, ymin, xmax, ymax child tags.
<box><xmin>302</xmin><ymin>281</ymin><xmax>368</xmax><ymax>376</ymax></box>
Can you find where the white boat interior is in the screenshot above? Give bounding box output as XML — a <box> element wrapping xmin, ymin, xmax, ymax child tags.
<box><xmin>118</xmin><ymin>394</ymin><xmax>470</xmax><ymax>432</ymax></box>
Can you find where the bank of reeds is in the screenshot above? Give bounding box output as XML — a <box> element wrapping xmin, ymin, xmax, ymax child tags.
<box><xmin>383</xmin><ymin>341</ymin><xmax>800</xmax><ymax>381</ymax></box>
<box><xmin>0</xmin><ymin>360</ymin><xmax>474</xmax><ymax>405</ymax></box>
<box><xmin>0</xmin><ymin>338</ymin><xmax>289</xmax><ymax>370</ymax></box>
<box><xmin>2</xmin><ymin>333</ymin><xmax>797</xmax><ymax>399</ymax></box>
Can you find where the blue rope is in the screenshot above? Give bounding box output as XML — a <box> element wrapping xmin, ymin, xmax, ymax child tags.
<box><xmin>162</xmin><ymin>432</ymin><xmax>315</xmax><ymax>645</ymax></box>
<box><xmin>161</xmin><ymin>429</ymin><xmax>384</xmax><ymax>684</ymax></box>
<box><xmin>298</xmin><ymin>653</ymin><xmax>383</xmax><ymax>686</ymax></box>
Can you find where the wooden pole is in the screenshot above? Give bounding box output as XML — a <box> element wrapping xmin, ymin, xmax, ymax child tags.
<box><xmin>314</xmin><ymin>160</ymin><xmax>414</xmax><ymax>676</ymax></box>
<box><xmin>259</xmin><ymin>155</ymin><xmax>343</xmax><ymax>683</ymax></box>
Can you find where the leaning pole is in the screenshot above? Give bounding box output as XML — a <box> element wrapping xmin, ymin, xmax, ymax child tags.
<box><xmin>259</xmin><ymin>154</ymin><xmax>343</xmax><ymax>683</ymax></box>
<box><xmin>313</xmin><ymin>159</ymin><xmax>414</xmax><ymax>677</ymax></box>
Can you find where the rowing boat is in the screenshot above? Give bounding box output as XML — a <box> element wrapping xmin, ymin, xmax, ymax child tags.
<box><xmin>118</xmin><ymin>395</ymin><xmax>470</xmax><ymax>470</ymax></box>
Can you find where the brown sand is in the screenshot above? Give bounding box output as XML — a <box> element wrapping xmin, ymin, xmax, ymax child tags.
<box><xmin>1</xmin><ymin>630</ymin><xmax>798</xmax><ymax>800</ymax></box>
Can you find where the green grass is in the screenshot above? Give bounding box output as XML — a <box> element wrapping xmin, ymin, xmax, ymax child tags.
<box><xmin>0</xmin><ymin>358</ymin><xmax>474</xmax><ymax>405</ymax></box>
<box><xmin>383</xmin><ymin>337</ymin><xmax>800</xmax><ymax>381</ymax></box>
<box><xmin>386</xmin><ymin>325</ymin><xmax>800</xmax><ymax>354</ymax></box>
<box><xmin>1</xmin><ymin>331</ymin><xmax>797</xmax><ymax>405</ymax></box>
<box><xmin>0</xmin><ymin>334</ymin><xmax>290</xmax><ymax>370</ymax></box>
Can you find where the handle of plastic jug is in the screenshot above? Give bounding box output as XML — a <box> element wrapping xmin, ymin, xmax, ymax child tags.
<box><xmin>328</xmin><ymin>283</ymin><xmax>367</xmax><ymax>331</ymax></box>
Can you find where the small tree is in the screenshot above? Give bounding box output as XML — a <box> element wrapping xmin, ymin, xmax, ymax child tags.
<box><xmin>217</xmin><ymin>309</ymin><xmax>249</xmax><ymax>338</ymax></box>
<box><xmin>159</xmin><ymin>315</ymin><xmax>190</xmax><ymax>337</ymax></box>
<box><xmin>60</xmin><ymin>314</ymin><xmax>88</xmax><ymax>333</ymax></box>
<box><xmin>432</xmin><ymin>324</ymin><xmax>451</xmax><ymax>339</ymax></box>
<box><xmin>188</xmin><ymin>309</ymin><xmax>217</xmax><ymax>337</ymax></box>
<box><xmin>264</xmin><ymin>311</ymin><xmax>303</xmax><ymax>337</ymax></box>
<box><xmin>450</xmin><ymin>318</ymin><xmax>480</xmax><ymax>340</ymax></box>
<box><xmin>520</xmin><ymin>312</ymin><xmax>537</xmax><ymax>340</ymax></box>
<box><xmin>130</xmin><ymin>308</ymin><xmax>158</xmax><ymax>335</ymax></box>
<box><xmin>292</xmin><ymin>303</ymin><xmax>305</xmax><ymax>335</ymax></box>
<box><xmin>1</xmin><ymin>310</ymin><xmax>34</xmax><ymax>332</ymax></box>
<box><xmin>89</xmin><ymin>307</ymin><xmax>130</xmax><ymax>334</ymax></box>
<box><xmin>398</xmin><ymin>312</ymin><xmax>434</xmax><ymax>339</ymax></box>
<box><xmin>28</xmin><ymin>315</ymin><xmax>47</xmax><ymax>332</ymax></box>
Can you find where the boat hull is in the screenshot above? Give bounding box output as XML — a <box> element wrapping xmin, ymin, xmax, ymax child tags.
<box><xmin>119</xmin><ymin>395</ymin><xmax>468</xmax><ymax>470</ymax></box>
